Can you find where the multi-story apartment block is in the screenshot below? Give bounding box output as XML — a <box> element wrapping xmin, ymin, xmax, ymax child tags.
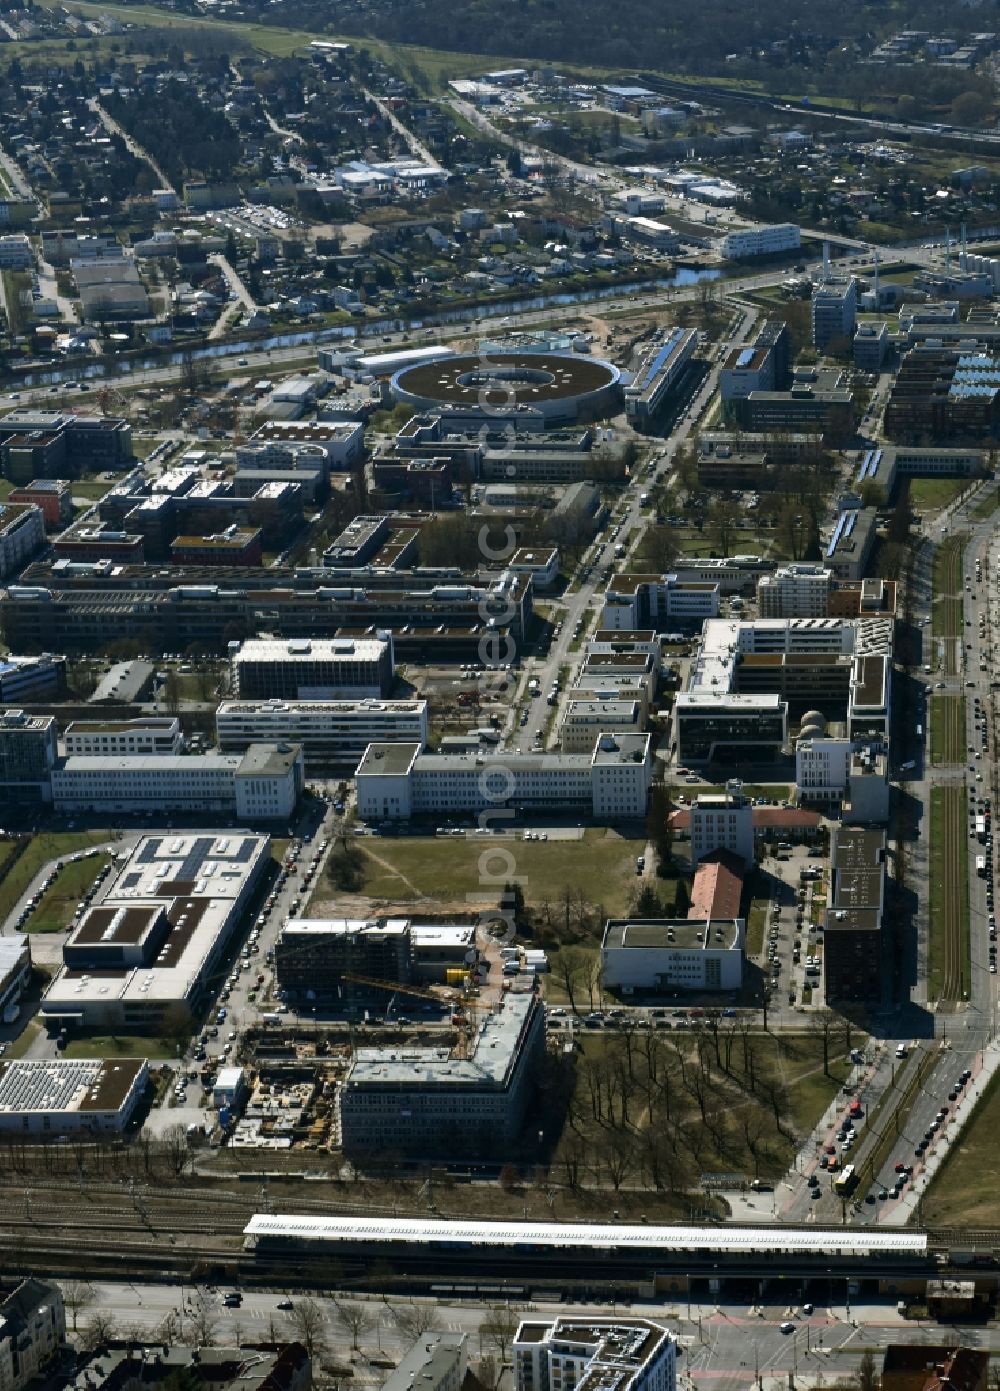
<box><xmin>0</xmin><ymin>1281</ymin><xmax>66</xmax><ymax>1391</ymax></box>
<box><xmin>513</xmin><ymin>1319</ymin><xmax>676</xmax><ymax>1391</ymax></box>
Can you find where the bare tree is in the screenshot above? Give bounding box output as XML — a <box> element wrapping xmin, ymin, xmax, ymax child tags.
<box><xmin>393</xmin><ymin>1301</ymin><xmax>442</xmax><ymax>1341</ymax></box>
<box><xmin>477</xmin><ymin>1356</ymin><xmax>500</xmax><ymax>1391</ymax></box>
<box><xmin>61</xmin><ymin>1280</ymin><xmax>93</xmax><ymax>1334</ymax></box>
<box><xmin>81</xmin><ymin>1311</ymin><xmax>117</xmax><ymax>1352</ymax></box>
<box><xmin>333</xmin><ymin>1299</ymin><xmax>374</xmax><ymax>1351</ymax></box>
<box><xmin>857</xmin><ymin>1350</ymin><xmax>879</xmax><ymax>1391</ymax></box>
<box><xmin>185</xmin><ymin>1291</ymin><xmax>219</xmax><ymax>1348</ymax></box>
<box><xmin>287</xmin><ymin>1297</ymin><xmax>327</xmax><ymax>1360</ymax></box>
<box><xmin>481</xmin><ymin>1303</ymin><xmax>520</xmax><ymax>1367</ymax></box>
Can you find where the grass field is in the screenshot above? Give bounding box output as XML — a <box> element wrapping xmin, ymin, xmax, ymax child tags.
<box><xmin>0</xmin><ymin>831</ymin><xmax>113</xmax><ymax>925</ymax></box>
<box><xmin>315</xmin><ymin>828</ymin><xmax>648</xmax><ymax>915</ymax></box>
<box><xmin>746</xmin><ymin>898</ymin><xmax>768</xmax><ymax>957</ymax></box>
<box><xmin>23</xmin><ymin>853</ymin><xmax>111</xmax><ymax>933</ymax></box>
<box><xmin>921</xmin><ymin>1065</ymin><xmax>1000</xmax><ymax>1226</ymax></box>
<box><xmin>928</xmin><ymin>784</ymin><xmax>970</xmax><ymax>1002</ymax></box>
<box><xmin>932</xmin><ymin>535</ymin><xmax>967</xmax><ymax>671</ymax></box>
<box><xmin>62</xmin><ymin>1034</ymin><xmax>177</xmax><ymax>1060</ymax></box>
<box><xmin>930</xmin><ymin>695</ymin><xmax>965</xmax><ymax>766</ymax></box>
<box><xmin>33</xmin><ymin>0</ymin><xmax>621</xmax><ymax>86</ymax></box>
<box><xmin>971</xmin><ymin>488</ymin><xmax>1000</xmax><ymax>520</ymax></box>
<box><xmin>909</xmin><ymin>477</ymin><xmax>968</xmax><ymax>510</ymax></box>
<box><xmin>560</xmin><ymin>1029</ymin><xmax>852</xmax><ymax>1188</ymax></box>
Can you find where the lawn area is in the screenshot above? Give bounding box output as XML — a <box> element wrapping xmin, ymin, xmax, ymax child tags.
<box><xmin>6</xmin><ymin>1020</ymin><xmax>42</xmax><ymax>1058</ymax></box>
<box><xmin>971</xmin><ymin>488</ymin><xmax>1000</xmax><ymax>520</ymax></box>
<box><xmin>24</xmin><ymin>853</ymin><xmax>111</xmax><ymax>933</ymax></box>
<box><xmin>315</xmin><ymin>828</ymin><xmax>648</xmax><ymax>915</ymax></box>
<box><xmin>558</xmin><ymin>1028</ymin><xmax>853</xmax><ymax>1188</ymax></box>
<box><xmin>71</xmin><ymin>479</ymin><xmax>117</xmax><ymax>501</ymax></box>
<box><xmin>0</xmin><ymin>830</ymin><xmax>114</xmax><ymax>925</ymax></box>
<box><xmin>932</xmin><ymin>533</ymin><xmax>966</xmax><ymax>645</ymax></box>
<box><xmin>746</xmin><ymin>898</ymin><xmax>768</xmax><ymax>957</ymax></box>
<box><xmin>930</xmin><ymin>694</ymin><xmax>965</xmax><ymax>766</ymax></box>
<box><xmin>922</xmin><ymin>1066</ymin><xmax>1000</xmax><ymax>1226</ymax></box>
<box><xmin>908</xmin><ymin>477</ymin><xmax>969</xmax><ymax>511</ymax></box>
<box><xmin>62</xmin><ymin>1034</ymin><xmax>177</xmax><ymax>1060</ymax></box>
<box><xmin>928</xmin><ymin>783</ymin><xmax>969</xmax><ymax>1002</ymax></box>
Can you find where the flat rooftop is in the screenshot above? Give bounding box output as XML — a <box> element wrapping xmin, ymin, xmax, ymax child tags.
<box><xmin>0</xmin><ymin>1058</ymin><xmax>145</xmax><ymax>1115</ymax></box>
<box><xmin>43</xmin><ymin>833</ymin><xmax>270</xmax><ymax>1012</ymax></box>
<box><xmin>235</xmin><ymin>637</ymin><xmax>389</xmax><ymax>662</ymax></box>
<box><xmin>347</xmin><ymin>992</ymin><xmax>537</xmax><ymax>1088</ymax></box>
<box><xmin>603</xmin><ymin>918</ymin><xmax>742</xmax><ymax>952</ymax></box>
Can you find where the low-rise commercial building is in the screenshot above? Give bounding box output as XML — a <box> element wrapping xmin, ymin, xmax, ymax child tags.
<box><xmin>721</xmin><ymin>223</ymin><xmax>800</xmax><ymax>259</ymax></box>
<box><xmin>674</xmin><ymin>691</ymin><xmax>788</xmax><ymax>764</ymax></box>
<box><xmin>63</xmin><ymin>716</ymin><xmax>182</xmax><ymax>758</ymax></box>
<box><xmin>8</xmin><ymin>480</ymin><xmax>72</xmax><ymax>528</ymax></box>
<box><xmin>50</xmin><ymin>743</ymin><xmax>304</xmax><ymax>822</ymax></box>
<box><xmin>601</xmin><ymin>916</ymin><xmax>744</xmax><ymax>993</ymax></box>
<box><xmin>0</xmin><ymin>653</ymin><xmax>65</xmax><ymax>703</ymax></box>
<box><xmin>355</xmin><ymin>733</ymin><xmax>653</xmax><ymax>822</ymax></box>
<box><xmin>602</xmin><ymin>573</ymin><xmax>719</xmax><ymax>630</ymax></box>
<box><xmin>559</xmin><ymin>698</ymin><xmax>643</xmax><ymax>752</ymax></box>
<box><xmin>513</xmin><ymin>1319</ymin><xmax>676</xmax><ymax>1391</ymax></box>
<box><xmin>41</xmin><ymin>831</ymin><xmax>272</xmax><ymax>1031</ymax></box>
<box><xmin>340</xmin><ymin>992</ymin><xmax>544</xmax><ymax>1158</ymax></box>
<box><xmin>217</xmin><ymin>698</ymin><xmax>428</xmax><ymax>771</ymax></box>
<box><xmin>624</xmin><ymin>329</ymin><xmax>698</xmax><ymax>421</ymax></box>
<box><xmin>0</xmin><ymin>1058</ymin><xmax>148</xmax><ymax>1133</ymax></box>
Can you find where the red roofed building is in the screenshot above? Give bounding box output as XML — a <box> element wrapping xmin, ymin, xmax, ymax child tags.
<box><xmin>689</xmin><ymin>848</ymin><xmax>744</xmax><ymax>922</ymax></box>
<box><xmin>882</xmin><ymin>1346</ymin><xmax>988</xmax><ymax>1391</ymax></box>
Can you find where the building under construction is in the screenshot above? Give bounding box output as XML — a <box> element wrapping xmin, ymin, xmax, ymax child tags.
<box><xmin>273</xmin><ymin>917</ymin><xmax>477</xmax><ymax>1002</ymax></box>
<box><xmin>339</xmin><ymin>992</ymin><xmax>545</xmax><ymax>1159</ymax></box>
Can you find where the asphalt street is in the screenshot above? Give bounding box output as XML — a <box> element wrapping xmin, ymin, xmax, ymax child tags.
<box><xmin>70</xmin><ymin>1281</ymin><xmax>1000</xmax><ymax>1387</ymax></box>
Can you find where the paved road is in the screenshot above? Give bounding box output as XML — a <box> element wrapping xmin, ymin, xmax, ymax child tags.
<box><xmin>513</xmin><ymin>304</ymin><xmax>756</xmax><ymax>755</ymax></box>
<box><xmin>64</xmin><ymin>1280</ymin><xmax>1000</xmax><ymax>1384</ymax></box>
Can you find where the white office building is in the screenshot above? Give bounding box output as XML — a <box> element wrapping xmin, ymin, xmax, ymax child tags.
<box><xmin>602</xmin><ymin>918</ymin><xmax>744</xmax><ymax>992</ymax></box>
<box><xmin>757</xmin><ymin>564</ymin><xmax>834</xmax><ymax>618</ymax></box>
<box><xmin>41</xmin><ymin>832</ymin><xmax>271</xmax><ymax>1031</ymax></box>
<box><xmin>559</xmin><ymin>698</ymin><xmax>643</xmax><ymax>752</ymax></box>
<box><xmin>0</xmin><ymin>1058</ymin><xmax>148</xmax><ymax>1133</ymax></box>
<box><xmin>688</xmin><ymin>782</ymin><xmax>755</xmax><ymax>866</ymax></box>
<box><xmin>50</xmin><ymin>743</ymin><xmax>303</xmax><ymax>821</ymax></box>
<box><xmin>514</xmin><ymin>1319</ymin><xmax>676</xmax><ymax>1391</ymax></box>
<box><xmin>795</xmin><ymin>736</ymin><xmax>853</xmax><ymax>800</ymax></box>
<box><xmin>355</xmin><ymin>733</ymin><xmax>653</xmax><ymax>822</ymax></box>
<box><xmin>720</xmin><ymin>223</ymin><xmax>800</xmax><ymax>260</ymax></box>
<box><xmin>217</xmin><ymin>698</ymin><xmax>429</xmax><ymax>771</ymax></box>
<box><xmin>63</xmin><ymin>716</ymin><xmax>182</xmax><ymax>757</ymax></box>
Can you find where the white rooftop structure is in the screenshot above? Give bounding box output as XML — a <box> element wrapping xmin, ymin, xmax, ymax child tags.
<box><xmin>243</xmin><ymin>1215</ymin><xmax>927</xmax><ymax>1256</ymax></box>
